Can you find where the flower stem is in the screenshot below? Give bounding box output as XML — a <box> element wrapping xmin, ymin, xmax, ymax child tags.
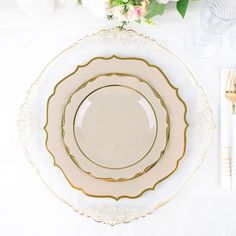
<box><xmin>118</xmin><ymin>21</ymin><xmax>128</xmax><ymax>31</ymax></box>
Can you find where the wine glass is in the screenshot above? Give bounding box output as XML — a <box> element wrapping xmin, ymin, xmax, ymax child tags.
<box><xmin>184</xmin><ymin>0</ymin><xmax>236</xmax><ymax>58</ymax></box>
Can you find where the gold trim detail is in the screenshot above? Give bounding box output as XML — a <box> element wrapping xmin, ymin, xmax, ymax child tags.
<box><xmin>44</xmin><ymin>55</ymin><xmax>188</xmax><ymax>200</ymax></box>
<box><xmin>61</xmin><ymin>73</ymin><xmax>170</xmax><ymax>181</ymax></box>
<box><xmin>72</xmin><ymin>84</ymin><xmax>159</xmax><ymax>170</ymax></box>
<box><xmin>18</xmin><ymin>28</ymin><xmax>216</xmax><ymax>225</ymax></box>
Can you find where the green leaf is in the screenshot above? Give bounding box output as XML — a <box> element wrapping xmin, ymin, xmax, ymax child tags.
<box><xmin>113</xmin><ymin>0</ymin><xmax>123</xmax><ymax>6</ymax></box>
<box><xmin>176</xmin><ymin>0</ymin><xmax>189</xmax><ymax>18</ymax></box>
<box><xmin>130</xmin><ymin>0</ymin><xmax>142</xmax><ymax>6</ymax></box>
<box><xmin>145</xmin><ymin>0</ymin><xmax>165</xmax><ymax>19</ymax></box>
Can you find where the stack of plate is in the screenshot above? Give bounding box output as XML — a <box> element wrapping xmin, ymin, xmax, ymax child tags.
<box><xmin>44</xmin><ymin>55</ymin><xmax>188</xmax><ymax>200</ymax></box>
<box><xmin>18</xmin><ymin>29</ymin><xmax>215</xmax><ymax>224</ymax></box>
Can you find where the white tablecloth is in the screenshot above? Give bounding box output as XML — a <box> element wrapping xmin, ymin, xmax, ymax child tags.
<box><xmin>0</xmin><ymin>1</ymin><xmax>236</xmax><ymax>235</ymax></box>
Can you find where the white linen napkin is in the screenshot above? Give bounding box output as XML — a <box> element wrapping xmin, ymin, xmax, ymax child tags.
<box><xmin>220</xmin><ymin>68</ymin><xmax>235</xmax><ymax>188</ymax></box>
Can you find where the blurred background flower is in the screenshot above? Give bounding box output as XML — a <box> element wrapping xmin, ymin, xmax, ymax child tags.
<box><xmin>80</xmin><ymin>0</ymin><xmax>190</xmax><ymax>27</ymax></box>
<box><xmin>81</xmin><ymin>0</ymin><xmax>109</xmax><ymax>18</ymax></box>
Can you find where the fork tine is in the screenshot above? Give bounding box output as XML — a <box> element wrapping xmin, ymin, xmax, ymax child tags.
<box><xmin>230</xmin><ymin>69</ymin><xmax>234</xmax><ymax>92</ymax></box>
<box><xmin>229</xmin><ymin>69</ymin><xmax>235</xmax><ymax>92</ymax></box>
<box><xmin>225</xmin><ymin>69</ymin><xmax>236</xmax><ymax>115</ymax></box>
<box><xmin>233</xmin><ymin>70</ymin><xmax>236</xmax><ymax>93</ymax></box>
<box><xmin>226</xmin><ymin>69</ymin><xmax>232</xmax><ymax>92</ymax></box>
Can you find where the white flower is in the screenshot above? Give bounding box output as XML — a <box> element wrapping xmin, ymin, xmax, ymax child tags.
<box><xmin>81</xmin><ymin>0</ymin><xmax>109</xmax><ymax>18</ymax></box>
<box><xmin>111</xmin><ymin>5</ymin><xmax>128</xmax><ymax>22</ymax></box>
<box><xmin>157</xmin><ymin>0</ymin><xmax>179</xmax><ymax>4</ymax></box>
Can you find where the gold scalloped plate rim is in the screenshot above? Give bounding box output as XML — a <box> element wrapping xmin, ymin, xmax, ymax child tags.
<box><xmin>44</xmin><ymin>55</ymin><xmax>189</xmax><ymax>201</ymax></box>
<box><xmin>61</xmin><ymin>72</ymin><xmax>170</xmax><ymax>182</ymax></box>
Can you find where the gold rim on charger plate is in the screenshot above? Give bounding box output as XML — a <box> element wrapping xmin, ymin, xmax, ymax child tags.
<box><xmin>17</xmin><ymin>29</ymin><xmax>215</xmax><ymax>225</ymax></box>
<box><xmin>44</xmin><ymin>55</ymin><xmax>188</xmax><ymax>199</ymax></box>
<box><xmin>61</xmin><ymin>73</ymin><xmax>170</xmax><ymax>182</ymax></box>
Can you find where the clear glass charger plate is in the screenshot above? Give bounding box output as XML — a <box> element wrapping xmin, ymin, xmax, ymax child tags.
<box><xmin>18</xmin><ymin>28</ymin><xmax>215</xmax><ymax>226</ymax></box>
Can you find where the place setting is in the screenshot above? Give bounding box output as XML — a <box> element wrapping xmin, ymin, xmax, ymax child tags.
<box><xmin>17</xmin><ymin>0</ymin><xmax>236</xmax><ymax>226</ymax></box>
<box><xmin>18</xmin><ymin>28</ymin><xmax>216</xmax><ymax>225</ymax></box>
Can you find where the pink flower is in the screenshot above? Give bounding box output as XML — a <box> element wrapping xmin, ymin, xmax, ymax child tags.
<box><xmin>127</xmin><ymin>0</ymin><xmax>148</xmax><ymax>21</ymax></box>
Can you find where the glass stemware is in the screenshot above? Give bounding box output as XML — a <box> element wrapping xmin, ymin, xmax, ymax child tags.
<box><xmin>184</xmin><ymin>0</ymin><xmax>236</xmax><ymax>58</ymax></box>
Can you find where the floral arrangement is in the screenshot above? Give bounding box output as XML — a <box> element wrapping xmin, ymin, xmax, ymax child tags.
<box><xmin>80</xmin><ymin>0</ymin><xmax>190</xmax><ymax>28</ymax></box>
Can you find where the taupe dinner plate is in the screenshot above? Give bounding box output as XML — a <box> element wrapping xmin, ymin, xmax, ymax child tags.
<box><xmin>62</xmin><ymin>73</ymin><xmax>169</xmax><ymax>181</ymax></box>
<box><xmin>44</xmin><ymin>55</ymin><xmax>188</xmax><ymax>200</ymax></box>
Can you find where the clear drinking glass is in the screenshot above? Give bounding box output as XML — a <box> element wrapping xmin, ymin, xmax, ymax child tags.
<box><xmin>184</xmin><ymin>0</ymin><xmax>236</xmax><ymax>57</ymax></box>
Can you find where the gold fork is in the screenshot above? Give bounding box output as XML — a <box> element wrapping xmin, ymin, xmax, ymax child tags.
<box><xmin>225</xmin><ymin>69</ymin><xmax>236</xmax><ymax>188</ymax></box>
<box><xmin>226</xmin><ymin>69</ymin><xmax>236</xmax><ymax>114</ymax></box>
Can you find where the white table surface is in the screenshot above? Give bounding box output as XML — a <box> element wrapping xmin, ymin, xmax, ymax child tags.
<box><xmin>0</xmin><ymin>1</ymin><xmax>236</xmax><ymax>235</ymax></box>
